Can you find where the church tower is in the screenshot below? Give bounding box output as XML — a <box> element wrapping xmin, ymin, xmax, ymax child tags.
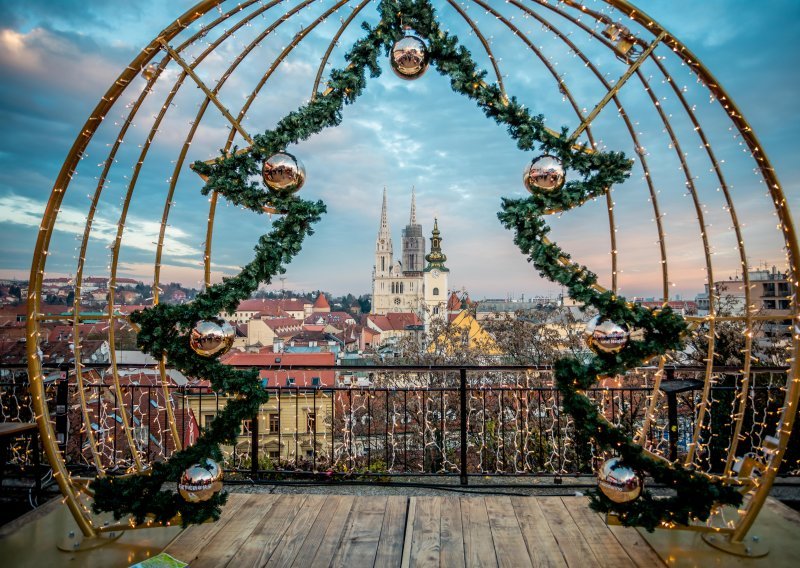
<box><xmin>422</xmin><ymin>218</ymin><xmax>449</xmax><ymax>328</ymax></box>
<box><xmin>401</xmin><ymin>188</ymin><xmax>425</xmax><ymax>275</ymax></box>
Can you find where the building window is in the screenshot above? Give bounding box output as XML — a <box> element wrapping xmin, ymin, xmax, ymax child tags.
<box><xmin>312</xmin><ymin>377</ymin><xmax>321</xmax><ymax>386</ymax></box>
<box><xmin>433</xmin><ymin>287</ymin><xmax>439</xmax><ymax>296</ymax></box>
<box><xmin>241</xmin><ymin>419</ymin><xmax>252</xmax><ymax>435</ymax></box>
<box><xmin>286</xmin><ymin>377</ymin><xmax>295</xmax><ymax>386</ymax></box>
<box><xmin>433</xmin><ymin>307</ymin><xmax>439</xmax><ymax>315</ymax></box>
<box><xmin>204</xmin><ymin>414</ymin><xmax>215</xmax><ymax>429</ymax></box>
<box><xmin>269</xmin><ymin>413</ymin><xmax>280</xmax><ymax>433</ymax></box>
<box><xmin>268</xmin><ymin>450</ymin><xmax>280</xmax><ymax>460</ymax></box>
<box><xmin>307</xmin><ymin>412</ymin><xmax>317</xmax><ymax>433</ymax></box>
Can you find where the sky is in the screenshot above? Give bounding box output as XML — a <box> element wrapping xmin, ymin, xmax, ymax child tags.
<box><xmin>0</xmin><ymin>0</ymin><xmax>798</xmax><ymax>301</ymax></box>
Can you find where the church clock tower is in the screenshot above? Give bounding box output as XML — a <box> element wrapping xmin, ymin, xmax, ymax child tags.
<box><xmin>422</xmin><ymin>218</ymin><xmax>449</xmax><ymax>329</ymax></box>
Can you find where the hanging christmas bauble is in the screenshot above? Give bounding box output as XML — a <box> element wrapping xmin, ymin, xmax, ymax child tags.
<box><xmin>523</xmin><ymin>154</ymin><xmax>566</xmax><ymax>193</ymax></box>
<box><xmin>390</xmin><ymin>35</ymin><xmax>430</xmax><ymax>80</ymax></box>
<box><xmin>597</xmin><ymin>457</ymin><xmax>643</xmax><ymax>503</ymax></box>
<box><xmin>584</xmin><ymin>315</ymin><xmax>629</xmax><ymax>354</ymax></box>
<box><xmin>262</xmin><ymin>152</ymin><xmax>305</xmax><ymax>194</ymax></box>
<box><xmin>189</xmin><ymin>320</ymin><xmax>235</xmax><ymax>357</ymax></box>
<box><xmin>178</xmin><ymin>458</ymin><xmax>223</xmax><ymax>503</ymax></box>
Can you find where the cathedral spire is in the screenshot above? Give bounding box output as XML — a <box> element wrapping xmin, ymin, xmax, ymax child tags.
<box><xmin>409</xmin><ymin>186</ymin><xmax>416</xmax><ymax>225</ymax></box>
<box><xmin>376</xmin><ymin>187</ymin><xmax>393</xmax><ymax>256</ymax></box>
<box><xmin>379</xmin><ymin>187</ymin><xmax>389</xmax><ymax>234</ymax></box>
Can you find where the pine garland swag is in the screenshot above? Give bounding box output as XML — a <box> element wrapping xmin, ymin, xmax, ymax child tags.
<box><xmin>92</xmin><ymin>0</ymin><xmax>741</xmax><ymax>529</ymax></box>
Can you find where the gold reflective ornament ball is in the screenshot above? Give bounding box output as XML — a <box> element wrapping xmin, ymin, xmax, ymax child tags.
<box><xmin>523</xmin><ymin>154</ymin><xmax>566</xmax><ymax>193</ymax></box>
<box><xmin>189</xmin><ymin>320</ymin><xmax>235</xmax><ymax>357</ymax></box>
<box><xmin>390</xmin><ymin>35</ymin><xmax>430</xmax><ymax>80</ymax></box>
<box><xmin>262</xmin><ymin>152</ymin><xmax>305</xmax><ymax>194</ymax></box>
<box><xmin>584</xmin><ymin>315</ymin><xmax>629</xmax><ymax>354</ymax></box>
<box><xmin>597</xmin><ymin>457</ymin><xmax>643</xmax><ymax>504</ymax></box>
<box><xmin>141</xmin><ymin>63</ymin><xmax>158</xmax><ymax>82</ymax></box>
<box><xmin>178</xmin><ymin>458</ymin><xmax>223</xmax><ymax>503</ymax></box>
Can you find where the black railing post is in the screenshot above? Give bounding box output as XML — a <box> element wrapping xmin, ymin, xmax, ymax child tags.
<box><xmin>460</xmin><ymin>368</ymin><xmax>468</xmax><ymax>486</ymax></box>
<box><xmin>251</xmin><ymin>405</ymin><xmax>259</xmax><ymax>479</ymax></box>
<box><xmin>55</xmin><ymin>367</ymin><xmax>69</xmax><ymax>456</ymax></box>
<box><xmin>665</xmin><ymin>367</ymin><xmax>678</xmax><ymax>461</ymax></box>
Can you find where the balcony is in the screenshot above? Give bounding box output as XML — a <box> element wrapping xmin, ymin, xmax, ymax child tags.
<box><xmin>2</xmin><ymin>363</ymin><xmax>800</xmax><ymax>566</ymax></box>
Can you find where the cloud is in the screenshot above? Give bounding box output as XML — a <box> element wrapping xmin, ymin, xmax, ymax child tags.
<box><xmin>0</xmin><ymin>193</ymin><xmax>201</xmax><ymax>259</ymax></box>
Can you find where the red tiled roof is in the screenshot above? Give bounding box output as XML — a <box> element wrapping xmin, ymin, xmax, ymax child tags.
<box><xmin>237</xmin><ymin>298</ymin><xmax>308</xmax><ymax>313</ymax></box>
<box><xmin>313</xmin><ymin>294</ymin><xmax>330</xmax><ymax>309</ymax></box>
<box><xmin>447</xmin><ymin>292</ymin><xmax>461</xmax><ymax>311</ymax></box>
<box><xmin>366</xmin><ymin>313</ymin><xmax>421</xmax><ymax>332</ymax></box>
<box><xmin>262</xmin><ymin>317</ymin><xmax>302</xmax><ymax>331</ymax></box>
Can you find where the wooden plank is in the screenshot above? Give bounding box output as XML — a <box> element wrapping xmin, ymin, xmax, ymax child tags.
<box><xmin>183</xmin><ymin>493</ymin><xmax>280</xmax><ymax>568</ymax></box>
<box><xmin>290</xmin><ymin>495</ymin><xmax>347</xmax><ymax>568</ymax></box>
<box><xmin>561</xmin><ymin>497</ymin><xmax>634</xmax><ymax>567</ymax></box>
<box><xmin>375</xmin><ymin>496</ymin><xmax>409</xmax><ymax>567</ymax></box>
<box><xmin>607</xmin><ymin>525</ymin><xmax>665</xmax><ymax>567</ymax></box>
<box><xmin>536</xmin><ymin>498</ymin><xmax>599</xmax><ymax>568</ymax></box>
<box><xmin>265</xmin><ymin>494</ymin><xmax>327</xmax><ymax>568</ymax></box>
<box><xmin>307</xmin><ymin>495</ymin><xmax>356</xmax><ymax>568</ymax></box>
<box><xmin>485</xmin><ymin>496</ymin><xmax>533</xmax><ymax>568</ymax></box>
<box><xmin>330</xmin><ymin>496</ymin><xmax>387</xmax><ymax>567</ymax></box>
<box><xmin>510</xmin><ymin>497</ymin><xmax>567</xmax><ymax>568</ymax></box>
<box><xmin>401</xmin><ymin>494</ymin><xmax>416</xmax><ymax>568</ymax></box>
<box><xmin>165</xmin><ymin>493</ymin><xmax>251</xmax><ymax>563</ymax></box>
<box><xmin>439</xmin><ymin>497</ymin><xmax>466</xmax><ymax>568</ymax></box>
<box><xmin>225</xmin><ymin>494</ymin><xmax>308</xmax><ymax>567</ymax></box>
<box><xmin>461</xmin><ymin>497</ymin><xmax>498</xmax><ymax>568</ymax></box>
<box><xmin>409</xmin><ymin>496</ymin><xmax>442</xmax><ymax>567</ymax></box>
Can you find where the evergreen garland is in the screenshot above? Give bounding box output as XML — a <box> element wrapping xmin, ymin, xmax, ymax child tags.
<box><xmin>93</xmin><ymin>0</ymin><xmax>741</xmax><ymax>529</ymax></box>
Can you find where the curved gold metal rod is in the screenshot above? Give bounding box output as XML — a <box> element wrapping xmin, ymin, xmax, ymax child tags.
<box><xmin>444</xmin><ymin>0</ymin><xmax>506</xmax><ymax>97</ymax></box>
<box><xmin>69</xmin><ymin>0</ymin><xmax>264</xmax><ymax>482</ymax></box>
<box><xmin>150</xmin><ymin>0</ymin><xmax>326</xmax><ymax>292</ymax></box>
<box><xmin>482</xmin><ymin>0</ymin><xmax>674</xmax><ymax>300</ymax></box>
<box><xmin>518</xmin><ymin>0</ymin><xmax>718</xmax><ymax>463</ymax></box>
<box><xmin>202</xmin><ymin>0</ymin><xmax>351</xmax><ymax>283</ymax></box>
<box><xmin>26</xmin><ymin>0</ymin><xmax>227</xmax><ymax>539</ymax></box>
<box><xmin>154</xmin><ymin>0</ymin><xmax>295</xmax><ymax>299</ymax></box>
<box><xmin>647</xmin><ymin>56</ymin><xmax>755</xmax><ymax>476</ymax></box>
<box><xmin>634</xmin><ymin>356</ymin><xmax>666</xmax><ymax>447</ymax></box>
<box><xmin>310</xmin><ymin>0</ymin><xmax>373</xmax><ymax>101</ymax></box>
<box><xmin>102</xmin><ymin>1</ymin><xmax>270</xmax><ymax>471</ymax></box>
<box><xmin>548</xmin><ymin>0</ymin><xmax>799</xmax><ymax>541</ymax></box>
<box><xmin>629</xmin><ymin>67</ymin><xmax>718</xmax><ymax>466</ymax></box>
<box><xmin>519</xmin><ymin>0</ymin><xmax>670</xmax><ymax>300</ymax></box>
<box><xmin>147</xmin><ymin>3</ymin><xmax>285</xmax><ymax>439</ymax></box>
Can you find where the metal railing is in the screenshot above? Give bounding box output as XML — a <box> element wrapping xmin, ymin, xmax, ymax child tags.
<box><xmin>1</xmin><ymin>364</ymin><xmax>796</xmax><ymax>486</ymax></box>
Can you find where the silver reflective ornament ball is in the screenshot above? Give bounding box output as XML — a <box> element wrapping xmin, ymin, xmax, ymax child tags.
<box><xmin>178</xmin><ymin>458</ymin><xmax>223</xmax><ymax>503</ymax></box>
<box><xmin>584</xmin><ymin>315</ymin><xmax>629</xmax><ymax>354</ymax></box>
<box><xmin>597</xmin><ymin>457</ymin><xmax>643</xmax><ymax>504</ymax></box>
<box><xmin>523</xmin><ymin>154</ymin><xmax>566</xmax><ymax>193</ymax></box>
<box><xmin>189</xmin><ymin>320</ymin><xmax>235</xmax><ymax>357</ymax></box>
<box><xmin>141</xmin><ymin>63</ymin><xmax>158</xmax><ymax>82</ymax></box>
<box><xmin>262</xmin><ymin>152</ymin><xmax>305</xmax><ymax>194</ymax></box>
<box><xmin>390</xmin><ymin>35</ymin><xmax>430</xmax><ymax>80</ymax></box>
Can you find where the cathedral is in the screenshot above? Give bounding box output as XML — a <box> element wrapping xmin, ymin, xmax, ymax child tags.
<box><xmin>371</xmin><ymin>189</ymin><xmax>449</xmax><ymax>327</ymax></box>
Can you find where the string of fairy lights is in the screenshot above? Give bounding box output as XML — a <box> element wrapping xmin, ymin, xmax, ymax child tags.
<box><xmin>13</xmin><ymin>0</ymin><xmax>796</xmax><ymax>537</ymax></box>
<box><xmin>16</xmin><ymin>367</ymin><xmax>788</xmax><ymax>485</ymax></box>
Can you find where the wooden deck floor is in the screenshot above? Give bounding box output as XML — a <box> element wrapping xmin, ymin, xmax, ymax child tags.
<box><xmin>164</xmin><ymin>494</ymin><xmax>664</xmax><ymax>567</ymax></box>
